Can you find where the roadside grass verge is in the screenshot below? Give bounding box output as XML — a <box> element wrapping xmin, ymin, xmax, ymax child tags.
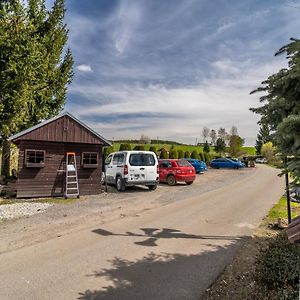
<box><xmin>203</xmin><ymin>196</ymin><xmax>300</xmax><ymax>300</ymax></box>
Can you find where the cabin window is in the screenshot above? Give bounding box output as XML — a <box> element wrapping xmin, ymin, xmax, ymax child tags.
<box><xmin>82</xmin><ymin>152</ymin><xmax>98</xmax><ymax>168</ymax></box>
<box><xmin>25</xmin><ymin>150</ymin><xmax>45</xmax><ymax>168</ymax></box>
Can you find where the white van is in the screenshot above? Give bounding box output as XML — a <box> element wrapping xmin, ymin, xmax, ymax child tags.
<box><xmin>104</xmin><ymin>151</ymin><xmax>159</xmax><ymax>191</ymax></box>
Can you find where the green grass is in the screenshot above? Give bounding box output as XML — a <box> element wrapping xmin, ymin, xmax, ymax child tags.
<box><xmin>266</xmin><ymin>196</ymin><xmax>299</xmax><ymax>221</ymax></box>
<box><xmin>112</xmin><ymin>142</ymin><xmax>255</xmax><ymax>156</ymax></box>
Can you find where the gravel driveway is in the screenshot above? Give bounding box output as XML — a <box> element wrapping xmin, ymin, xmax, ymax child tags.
<box><xmin>0</xmin><ymin>167</ymin><xmax>257</xmax><ymax>254</ymax></box>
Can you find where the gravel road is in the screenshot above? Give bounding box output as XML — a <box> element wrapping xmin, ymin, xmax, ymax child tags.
<box><xmin>0</xmin><ymin>165</ymin><xmax>284</xmax><ymax>300</ymax></box>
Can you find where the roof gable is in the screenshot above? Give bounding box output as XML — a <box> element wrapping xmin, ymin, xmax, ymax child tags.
<box><xmin>9</xmin><ymin>112</ymin><xmax>111</xmax><ymax>146</ymax></box>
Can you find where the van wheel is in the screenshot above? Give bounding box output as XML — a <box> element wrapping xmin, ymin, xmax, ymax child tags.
<box><xmin>167</xmin><ymin>175</ymin><xmax>176</xmax><ymax>186</ymax></box>
<box><xmin>147</xmin><ymin>185</ymin><xmax>157</xmax><ymax>191</ymax></box>
<box><xmin>116</xmin><ymin>176</ymin><xmax>125</xmax><ymax>192</ymax></box>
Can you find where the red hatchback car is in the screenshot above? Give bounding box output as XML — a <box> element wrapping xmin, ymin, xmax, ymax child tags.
<box><xmin>158</xmin><ymin>159</ymin><xmax>196</xmax><ymax>185</ymax></box>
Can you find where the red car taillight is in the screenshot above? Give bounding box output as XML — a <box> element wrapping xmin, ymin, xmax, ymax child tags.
<box><xmin>124</xmin><ymin>164</ymin><xmax>128</xmax><ymax>175</ymax></box>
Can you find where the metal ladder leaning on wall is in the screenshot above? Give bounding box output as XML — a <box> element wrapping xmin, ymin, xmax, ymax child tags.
<box><xmin>65</xmin><ymin>152</ymin><xmax>80</xmax><ymax>198</ymax></box>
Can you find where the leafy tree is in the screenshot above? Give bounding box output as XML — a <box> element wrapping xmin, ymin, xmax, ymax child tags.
<box><xmin>214</xmin><ymin>138</ymin><xmax>226</xmax><ymax>153</ymax></box>
<box><xmin>202</xmin><ymin>126</ymin><xmax>210</xmax><ymax>142</ymax></box>
<box><xmin>217</xmin><ymin>128</ymin><xmax>227</xmax><ymax>141</ymax></box>
<box><xmin>261</xmin><ymin>142</ymin><xmax>275</xmax><ymax>162</ymax></box>
<box><xmin>209</xmin><ymin>129</ymin><xmax>217</xmax><ymax>145</ymax></box>
<box><xmin>203</xmin><ymin>141</ymin><xmax>210</xmax><ymax>153</ymax></box>
<box><xmin>255</xmin><ymin>124</ymin><xmax>270</xmax><ymax>155</ymax></box>
<box><xmin>169</xmin><ymin>149</ymin><xmax>178</xmax><ymax>159</ymax></box>
<box><xmin>184</xmin><ymin>151</ymin><xmax>190</xmax><ymax>158</ymax></box>
<box><xmin>251</xmin><ymin>38</ymin><xmax>300</xmax><ymax>184</ymax></box>
<box><xmin>229</xmin><ymin>135</ymin><xmax>244</xmax><ymax>156</ymax></box>
<box><xmin>177</xmin><ymin>149</ymin><xmax>184</xmax><ymax>158</ymax></box>
<box><xmin>230</xmin><ymin>126</ymin><xmax>238</xmax><ymax>136</ymax></box>
<box><xmin>0</xmin><ymin>0</ymin><xmax>73</xmax><ymax>177</ymax></box>
<box><xmin>191</xmin><ymin>150</ymin><xmax>199</xmax><ymax>159</ymax></box>
<box><xmin>160</xmin><ymin>149</ymin><xmax>168</xmax><ymax>159</ymax></box>
<box><xmin>140</xmin><ymin>134</ymin><xmax>151</xmax><ymax>144</ymax></box>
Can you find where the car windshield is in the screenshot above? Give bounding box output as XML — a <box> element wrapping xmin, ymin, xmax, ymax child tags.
<box><xmin>129</xmin><ymin>154</ymin><xmax>155</xmax><ymax>166</ymax></box>
<box><xmin>177</xmin><ymin>159</ymin><xmax>191</xmax><ymax>167</ymax></box>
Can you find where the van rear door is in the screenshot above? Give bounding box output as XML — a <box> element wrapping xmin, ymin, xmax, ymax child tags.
<box><xmin>127</xmin><ymin>153</ymin><xmax>157</xmax><ymax>182</ymax></box>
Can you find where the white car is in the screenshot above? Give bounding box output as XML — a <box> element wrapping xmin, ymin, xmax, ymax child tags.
<box><xmin>255</xmin><ymin>157</ymin><xmax>267</xmax><ymax>164</ymax></box>
<box><xmin>104</xmin><ymin>151</ymin><xmax>159</xmax><ymax>191</ymax></box>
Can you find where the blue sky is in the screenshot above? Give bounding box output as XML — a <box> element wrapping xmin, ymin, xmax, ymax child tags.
<box><xmin>48</xmin><ymin>0</ymin><xmax>300</xmax><ymax>145</ymax></box>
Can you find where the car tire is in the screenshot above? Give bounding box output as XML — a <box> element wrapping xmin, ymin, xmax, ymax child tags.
<box><xmin>186</xmin><ymin>181</ymin><xmax>193</xmax><ymax>185</ymax></box>
<box><xmin>167</xmin><ymin>175</ymin><xmax>176</xmax><ymax>186</ymax></box>
<box><xmin>116</xmin><ymin>176</ymin><xmax>125</xmax><ymax>192</ymax></box>
<box><xmin>147</xmin><ymin>185</ymin><xmax>157</xmax><ymax>191</ymax></box>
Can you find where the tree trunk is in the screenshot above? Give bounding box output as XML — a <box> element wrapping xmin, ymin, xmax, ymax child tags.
<box><xmin>1</xmin><ymin>138</ymin><xmax>11</xmax><ymax>178</ymax></box>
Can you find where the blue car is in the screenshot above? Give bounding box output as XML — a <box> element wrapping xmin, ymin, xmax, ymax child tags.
<box><xmin>210</xmin><ymin>158</ymin><xmax>245</xmax><ymax>169</ymax></box>
<box><xmin>184</xmin><ymin>158</ymin><xmax>207</xmax><ymax>173</ymax></box>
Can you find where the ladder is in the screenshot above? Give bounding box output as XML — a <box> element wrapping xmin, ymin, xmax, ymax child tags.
<box><xmin>65</xmin><ymin>152</ymin><xmax>80</xmax><ymax>198</ymax></box>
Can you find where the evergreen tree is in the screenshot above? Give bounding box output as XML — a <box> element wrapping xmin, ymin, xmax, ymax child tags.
<box><xmin>160</xmin><ymin>149</ymin><xmax>168</xmax><ymax>159</ymax></box>
<box><xmin>214</xmin><ymin>138</ymin><xmax>226</xmax><ymax>153</ymax></box>
<box><xmin>255</xmin><ymin>124</ymin><xmax>270</xmax><ymax>154</ymax></box>
<box><xmin>0</xmin><ymin>0</ymin><xmax>73</xmax><ymax>176</ymax></box>
<box><xmin>251</xmin><ymin>38</ymin><xmax>300</xmax><ymax>183</ymax></box>
<box><xmin>177</xmin><ymin>149</ymin><xmax>184</xmax><ymax>159</ymax></box>
<box><xmin>191</xmin><ymin>150</ymin><xmax>199</xmax><ymax>159</ymax></box>
<box><xmin>184</xmin><ymin>151</ymin><xmax>190</xmax><ymax>158</ymax></box>
<box><xmin>169</xmin><ymin>149</ymin><xmax>178</xmax><ymax>159</ymax></box>
<box><xmin>203</xmin><ymin>141</ymin><xmax>210</xmax><ymax>153</ymax></box>
<box><xmin>199</xmin><ymin>152</ymin><xmax>205</xmax><ymax>161</ymax></box>
<box><xmin>229</xmin><ymin>135</ymin><xmax>244</xmax><ymax>156</ymax></box>
<box><xmin>149</xmin><ymin>146</ymin><xmax>157</xmax><ymax>153</ymax></box>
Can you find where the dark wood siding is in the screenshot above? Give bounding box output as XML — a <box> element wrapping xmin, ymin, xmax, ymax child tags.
<box><xmin>15</xmin><ymin>115</ymin><xmax>103</xmax><ymax>145</ymax></box>
<box><xmin>17</xmin><ymin>141</ymin><xmax>103</xmax><ymax>198</ymax></box>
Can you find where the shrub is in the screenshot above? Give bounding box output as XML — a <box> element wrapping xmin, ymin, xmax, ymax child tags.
<box><xmin>103</xmin><ymin>146</ymin><xmax>114</xmax><ymax>159</ymax></box>
<box><xmin>191</xmin><ymin>150</ymin><xmax>199</xmax><ymax>159</ymax></box>
<box><xmin>184</xmin><ymin>151</ymin><xmax>190</xmax><ymax>158</ymax></box>
<box><xmin>199</xmin><ymin>152</ymin><xmax>204</xmax><ymax>161</ymax></box>
<box><xmin>255</xmin><ymin>232</ymin><xmax>299</xmax><ymax>299</ymax></box>
<box><xmin>177</xmin><ymin>150</ymin><xmax>184</xmax><ymax>158</ymax></box>
<box><xmin>133</xmin><ymin>145</ymin><xmax>145</xmax><ymax>151</ymax></box>
<box><xmin>169</xmin><ymin>149</ymin><xmax>178</xmax><ymax>159</ymax></box>
<box><xmin>119</xmin><ymin>143</ymin><xmax>132</xmax><ymax>151</ymax></box>
<box><xmin>160</xmin><ymin>149</ymin><xmax>169</xmax><ymax>159</ymax></box>
<box><xmin>149</xmin><ymin>146</ymin><xmax>157</xmax><ymax>154</ymax></box>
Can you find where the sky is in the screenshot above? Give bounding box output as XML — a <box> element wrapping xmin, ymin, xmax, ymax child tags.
<box><xmin>47</xmin><ymin>0</ymin><xmax>300</xmax><ymax>145</ymax></box>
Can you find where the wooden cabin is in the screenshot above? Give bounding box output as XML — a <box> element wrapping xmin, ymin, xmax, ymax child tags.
<box><xmin>9</xmin><ymin>112</ymin><xmax>111</xmax><ymax>198</ymax></box>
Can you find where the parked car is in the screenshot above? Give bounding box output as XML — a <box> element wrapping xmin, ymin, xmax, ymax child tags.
<box><xmin>104</xmin><ymin>151</ymin><xmax>159</xmax><ymax>191</ymax></box>
<box><xmin>210</xmin><ymin>158</ymin><xmax>245</xmax><ymax>169</ymax></box>
<box><xmin>158</xmin><ymin>159</ymin><xmax>196</xmax><ymax>185</ymax></box>
<box><xmin>183</xmin><ymin>158</ymin><xmax>207</xmax><ymax>173</ymax></box>
<box><xmin>255</xmin><ymin>157</ymin><xmax>267</xmax><ymax>164</ymax></box>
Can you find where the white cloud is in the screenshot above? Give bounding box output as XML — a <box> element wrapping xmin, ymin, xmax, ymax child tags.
<box><xmin>76</xmin><ymin>64</ymin><xmax>93</xmax><ymax>73</ymax></box>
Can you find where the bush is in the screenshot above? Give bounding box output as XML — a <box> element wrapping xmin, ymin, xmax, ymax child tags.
<box><xmin>184</xmin><ymin>151</ymin><xmax>190</xmax><ymax>158</ymax></box>
<box><xmin>177</xmin><ymin>150</ymin><xmax>184</xmax><ymax>158</ymax></box>
<box><xmin>169</xmin><ymin>149</ymin><xmax>178</xmax><ymax>159</ymax></box>
<box><xmin>103</xmin><ymin>146</ymin><xmax>114</xmax><ymax>159</ymax></box>
<box><xmin>204</xmin><ymin>152</ymin><xmax>211</xmax><ymax>163</ymax></box>
<box><xmin>255</xmin><ymin>232</ymin><xmax>299</xmax><ymax>299</ymax></box>
<box><xmin>191</xmin><ymin>150</ymin><xmax>199</xmax><ymax>159</ymax></box>
<box><xmin>149</xmin><ymin>146</ymin><xmax>157</xmax><ymax>154</ymax></box>
<box><xmin>133</xmin><ymin>145</ymin><xmax>145</xmax><ymax>151</ymax></box>
<box><xmin>199</xmin><ymin>152</ymin><xmax>204</xmax><ymax>161</ymax></box>
<box><xmin>160</xmin><ymin>149</ymin><xmax>169</xmax><ymax>159</ymax></box>
<box><xmin>119</xmin><ymin>143</ymin><xmax>132</xmax><ymax>151</ymax></box>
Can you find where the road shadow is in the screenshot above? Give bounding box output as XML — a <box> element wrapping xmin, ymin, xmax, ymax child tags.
<box><xmin>103</xmin><ymin>185</ymin><xmax>153</xmax><ymax>194</ymax></box>
<box><xmin>77</xmin><ymin>238</ymin><xmax>247</xmax><ymax>300</ymax></box>
<box><xmin>92</xmin><ymin>228</ymin><xmax>241</xmax><ymax>247</ymax></box>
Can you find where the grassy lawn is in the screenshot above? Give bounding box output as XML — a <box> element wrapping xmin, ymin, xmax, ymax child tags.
<box><xmin>266</xmin><ymin>195</ymin><xmax>300</xmax><ymax>222</ymax></box>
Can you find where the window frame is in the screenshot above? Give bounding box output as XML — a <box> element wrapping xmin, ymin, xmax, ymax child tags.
<box><xmin>25</xmin><ymin>149</ymin><xmax>46</xmax><ymax>168</ymax></box>
<box><xmin>82</xmin><ymin>152</ymin><xmax>98</xmax><ymax>168</ymax></box>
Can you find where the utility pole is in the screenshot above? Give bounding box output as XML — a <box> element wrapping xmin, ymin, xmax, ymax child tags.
<box><xmin>284</xmin><ymin>156</ymin><xmax>292</xmax><ymax>223</ymax></box>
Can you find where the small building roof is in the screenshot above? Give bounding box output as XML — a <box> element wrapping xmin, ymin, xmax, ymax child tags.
<box><xmin>9</xmin><ymin>112</ymin><xmax>112</xmax><ymax>146</ymax></box>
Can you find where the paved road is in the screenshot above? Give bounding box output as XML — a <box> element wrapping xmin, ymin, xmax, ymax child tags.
<box><xmin>0</xmin><ymin>165</ymin><xmax>284</xmax><ymax>300</ymax></box>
